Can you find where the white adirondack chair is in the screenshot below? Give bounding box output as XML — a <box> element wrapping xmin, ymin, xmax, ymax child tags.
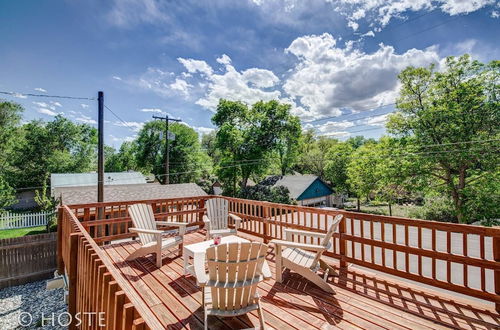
<box><xmin>271</xmin><ymin>214</ymin><xmax>343</xmax><ymax>294</ymax></box>
<box><xmin>126</xmin><ymin>203</ymin><xmax>188</xmax><ymax>268</ymax></box>
<box><xmin>203</xmin><ymin>198</ymin><xmax>242</xmax><ymax>240</ymax></box>
<box><xmin>198</xmin><ymin>242</ymin><xmax>268</xmax><ymax>330</ymax></box>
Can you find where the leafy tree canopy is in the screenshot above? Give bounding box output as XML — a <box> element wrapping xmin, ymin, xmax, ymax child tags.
<box><xmin>387</xmin><ymin>54</ymin><xmax>499</xmax><ymax>223</ymax></box>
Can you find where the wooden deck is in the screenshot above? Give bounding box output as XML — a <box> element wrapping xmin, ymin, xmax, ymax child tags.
<box><xmin>102</xmin><ymin>230</ymin><xmax>499</xmax><ymax>330</ymax></box>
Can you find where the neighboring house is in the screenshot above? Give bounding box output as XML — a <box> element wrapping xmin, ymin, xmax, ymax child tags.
<box><xmin>9</xmin><ymin>190</ymin><xmax>39</xmax><ymax>211</ymax></box>
<box><xmin>55</xmin><ymin>183</ymin><xmax>207</xmax><ymax>205</ymax></box>
<box><xmin>51</xmin><ymin>171</ymin><xmax>206</xmax><ymax>205</ymax></box>
<box><xmin>211</xmin><ymin>179</ymin><xmax>256</xmax><ymax>195</ymax></box>
<box><xmin>266</xmin><ymin>174</ymin><xmax>340</xmax><ymax>207</ymax></box>
<box><xmin>212</xmin><ymin>181</ymin><xmax>223</xmax><ymax>195</ymax></box>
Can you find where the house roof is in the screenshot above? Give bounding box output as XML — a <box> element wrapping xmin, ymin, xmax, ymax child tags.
<box><xmin>55</xmin><ymin>183</ymin><xmax>207</xmax><ymax>205</ymax></box>
<box><xmin>51</xmin><ymin>172</ymin><xmax>147</xmax><ymax>190</ymax></box>
<box><xmin>268</xmin><ymin>174</ymin><xmax>331</xmax><ymax>200</ymax></box>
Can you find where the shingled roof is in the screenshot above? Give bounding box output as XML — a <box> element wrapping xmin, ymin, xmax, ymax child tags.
<box><xmin>55</xmin><ymin>183</ymin><xmax>207</xmax><ymax>205</ymax></box>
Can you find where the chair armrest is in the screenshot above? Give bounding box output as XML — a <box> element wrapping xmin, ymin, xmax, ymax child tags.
<box><xmin>156</xmin><ymin>221</ymin><xmax>188</xmax><ymax>227</ymax></box>
<box><xmin>284</xmin><ymin>228</ymin><xmax>326</xmax><ymax>239</ymax></box>
<box><xmin>129</xmin><ymin>228</ymin><xmax>163</xmax><ymax>235</ymax></box>
<box><xmin>129</xmin><ymin>228</ymin><xmax>162</xmax><ymax>244</ymax></box>
<box><xmin>156</xmin><ymin>221</ymin><xmax>188</xmax><ymax>236</ymax></box>
<box><xmin>270</xmin><ymin>239</ymin><xmax>326</xmax><ymax>252</ymax></box>
<box><xmin>228</xmin><ymin>213</ymin><xmax>241</xmax><ymax>229</ymax></box>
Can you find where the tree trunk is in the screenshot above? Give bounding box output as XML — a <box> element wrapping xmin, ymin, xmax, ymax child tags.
<box><xmin>356</xmin><ymin>198</ymin><xmax>360</xmax><ymax>211</ymax></box>
<box><xmin>240</xmin><ymin>176</ymin><xmax>248</xmax><ymax>191</ymax></box>
<box><xmin>388</xmin><ymin>202</ymin><xmax>392</xmax><ymax>216</ymax></box>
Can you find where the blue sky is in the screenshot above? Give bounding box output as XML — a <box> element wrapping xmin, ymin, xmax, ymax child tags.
<box><xmin>1</xmin><ymin>0</ymin><xmax>499</xmax><ymax>147</ymax></box>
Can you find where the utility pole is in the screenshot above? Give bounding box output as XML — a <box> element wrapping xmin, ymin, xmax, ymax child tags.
<box><xmin>153</xmin><ymin>115</ymin><xmax>181</xmax><ymax>184</ymax></box>
<box><xmin>97</xmin><ymin>91</ymin><xmax>104</xmax><ymax>203</ymax></box>
<box><xmin>97</xmin><ymin>91</ymin><xmax>104</xmax><ymax>221</ymax></box>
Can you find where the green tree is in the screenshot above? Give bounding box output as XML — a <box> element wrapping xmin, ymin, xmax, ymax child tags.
<box><xmin>347</xmin><ymin>142</ymin><xmax>381</xmax><ymax>203</ymax></box>
<box><xmin>275</xmin><ymin>116</ymin><xmax>302</xmax><ymax>175</ymax></box>
<box><xmin>105</xmin><ymin>142</ymin><xmax>137</xmax><ymax>172</ymax></box>
<box><xmin>296</xmin><ymin>134</ymin><xmax>338</xmax><ymax>178</ymax></box>
<box><xmin>387</xmin><ymin>55</ymin><xmax>500</xmax><ymax>223</ymax></box>
<box><xmin>135</xmin><ymin>121</ymin><xmax>211</xmax><ymax>183</ymax></box>
<box><xmin>212</xmin><ymin>99</ymin><xmax>300</xmax><ymax>194</ymax></box>
<box><xmin>324</xmin><ymin>141</ymin><xmax>354</xmax><ymax>194</ymax></box>
<box><xmin>0</xmin><ymin>101</ymin><xmax>23</xmax><ymax>207</ymax></box>
<box><xmin>6</xmin><ymin>116</ymin><xmax>98</xmax><ymax>189</ymax></box>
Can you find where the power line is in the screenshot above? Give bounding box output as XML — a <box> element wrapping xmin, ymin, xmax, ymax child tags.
<box><xmin>104</xmin><ymin>104</ymin><xmax>138</xmax><ymax>132</ymax></box>
<box><xmin>12</xmin><ymin>139</ymin><xmax>499</xmax><ymax>191</ymax></box>
<box><xmin>0</xmin><ymin>90</ymin><xmax>94</xmax><ymax>100</ymax></box>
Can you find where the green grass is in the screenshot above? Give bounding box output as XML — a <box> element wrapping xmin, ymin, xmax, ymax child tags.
<box><xmin>0</xmin><ymin>226</ymin><xmax>48</xmax><ymax>239</ymax></box>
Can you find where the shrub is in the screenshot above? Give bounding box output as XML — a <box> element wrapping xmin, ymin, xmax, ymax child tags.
<box><xmin>408</xmin><ymin>196</ymin><xmax>457</xmax><ymax>222</ymax></box>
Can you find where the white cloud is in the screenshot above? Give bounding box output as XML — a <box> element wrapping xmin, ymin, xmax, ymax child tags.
<box><xmin>306</xmin><ymin>120</ymin><xmax>355</xmax><ymax>137</ymax></box>
<box><xmin>75</xmin><ymin>114</ymin><xmax>97</xmax><ymax>125</ymax></box>
<box><xmin>216</xmin><ymin>54</ymin><xmax>232</xmax><ymax>65</ymax></box>
<box><xmin>132</xmin><ymin>67</ymin><xmax>176</xmax><ymax>97</ymax></box>
<box><xmin>140</xmin><ymin>108</ymin><xmax>163</xmax><ymax>113</ymax></box>
<box><xmin>37</xmin><ymin>108</ymin><xmax>59</xmax><ymax>116</ymax></box>
<box><xmin>177</xmin><ymin>58</ymin><xmax>213</xmax><ymax>76</ymax></box>
<box><xmin>177</xmin><ymin>55</ymin><xmax>281</xmax><ymax>111</ymax></box>
<box><xmin>337</xmin><ymin>0</ymin><xmax>495</xmax><ymax>28</ymax></box>
<box><xmin>107</xmin><ymin>0</ymin><xmax>169</xmax><ymax>27</ymax></box>
<box><xmin>113</xmin><ymin>121</ymin><xmax>144</xmax><ymax>132</ymax></box>
<box><xmin>169</xmin><ymin>78</ymin><xmax>192</xmax><ymax>96</ymax></box>
<box><xmin>347</xmin><ymin>20</ymin><xmax>359</xmax><ymax>31</ymax></box>
<box><xmin>440</xmin><ymin>0</ymin><xmax>495</xmax><ymax>15</ymax></box>
<box><xmin>361</xmin><ymin>114</ymin><xmax>389</xmax><ymax>126</ymax></box>
<box><xmin>81</xmin><ymin>104</ymin><xmax>89</xmax><ymax>109</ymax></box>
<box><xmin>112</xmin><ymin>76</ymin><xmax>122</xmax><ymax>81</ymax></box>
<box><xmin>110</xmin><ymin>134</ymin><xmax>137</xmax><ymax>143</ymax></box>
<box><xmin>33</xmin><ymin>101</ymin><xmax>59</xmax><ymax>111</ymax></box>
<box><xmin>34</xmin><ymin>87</ymin><xmax>47</xmax><ymax>93</ymax></box>
<box><xmin>12</xmin><ymin>93</ymin><xmax>27</xmax><ymax>99</ymax></box>
<box><xmin>283</xmin><ymin>33</ymin><xmax>441</xmax><ymax>120</ymax></box>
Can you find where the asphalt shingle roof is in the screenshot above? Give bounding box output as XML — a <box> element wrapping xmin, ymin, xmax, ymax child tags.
<box><xmin>271</xmin><ymin>174</ymin><xmax>319</xmax><ymax>199</ymax></box>
<box><xmin>54</xmin><ymin>183</ymin><xmax>207</xmax><ymax>205</ymax></box>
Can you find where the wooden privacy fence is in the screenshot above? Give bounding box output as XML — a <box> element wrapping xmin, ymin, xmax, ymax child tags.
<box><xmin>60</xmin><ymin>194</ymin><xmax>500</xmax><ymax>325</ymax></box>
<box><xmin>0</xmin><ymin>233</ymin><xmax>57</xmax><ymax>289</ymax></box>
<box><xmin>0</xmin><ymin>211</ymin><xmax>55</xmax><ymax>230</ymax></box>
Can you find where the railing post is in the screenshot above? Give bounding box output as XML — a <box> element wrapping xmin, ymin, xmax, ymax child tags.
<box><xmin>263</xmin><ymin>205</ymin><xmax>269</xmax><ymax>243</ymax></box>
<box><xmin>494</xmin><ymin>236</ymin><xmax>500</xmax><ymax>313</ymax></box>
<box><xmin>57</xmin><ymin>207</ymin><xmax>64</xmax><ymax>274</ymax></box>
<box><xmin>68</xmin><ymin>232</ymin><xmax>81</xmax><ymax>330</ymax></box>
<box><xmin>198</xmin><ymin>198</ymin><xmax>205</xmax><ymax>230</ymax></box>
<box><xmin>339</xmin><ymin>212</ymin><xmax>348</xmax><ymax>269</ymax></box>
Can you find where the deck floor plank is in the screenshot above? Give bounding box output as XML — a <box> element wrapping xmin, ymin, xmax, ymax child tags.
<box><xmin>102</xmin><ymin>230</ymin><xmax>499</xmax><ymax>330</ymax></box>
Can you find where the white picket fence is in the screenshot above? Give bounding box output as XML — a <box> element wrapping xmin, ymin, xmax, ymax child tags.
<box><xmin>0</xmin><ymin>211</ymin><xmax>55</xmax><ymax>230</ymax></box>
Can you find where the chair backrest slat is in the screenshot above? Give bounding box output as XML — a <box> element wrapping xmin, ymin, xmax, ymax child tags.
<box><xmin>128</xmin><ymin>203</ymin><xmax>156</xmax><ymax>245</ymax></box>
<box><xmin>207</xmin><ymin>198</ymin><xmax>229</xmax><ymax>230</ymax></box>
<box><xmin>207</xmin><ymin>242</ymin><xmax>267</xmax><ymax>311</ymax></box>
<box><xmin>312</xmin><ymin>214</ymin><xmax>343</xmax><ymax>268</ymax></box>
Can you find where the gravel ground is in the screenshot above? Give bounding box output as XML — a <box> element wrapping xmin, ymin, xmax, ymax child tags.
<box><xmin>0</xmin><ymin>280</ymin><xmax>67</xmax><ymax>329</ymax></box>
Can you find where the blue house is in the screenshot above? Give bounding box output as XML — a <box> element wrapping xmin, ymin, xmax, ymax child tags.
<box><xmin>270</xmin><ymin>174</ymin><xmax>336</xmax><ymax>207</ymax></box>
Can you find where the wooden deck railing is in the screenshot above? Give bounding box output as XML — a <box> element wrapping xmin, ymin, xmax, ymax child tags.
<box><xmin>58</xmin><ymin>194</ymin><xmax>500</xmax><ymax>326</ymax></box>
<box><xmin>58</xmin><ymin>205</ymin><xmax>165</xmax><ymax>329</ymax></box>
